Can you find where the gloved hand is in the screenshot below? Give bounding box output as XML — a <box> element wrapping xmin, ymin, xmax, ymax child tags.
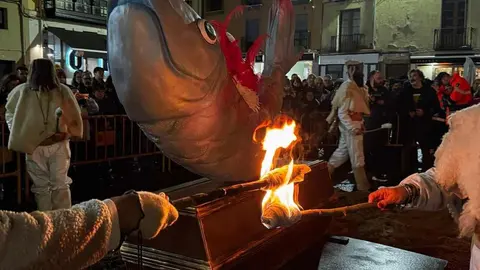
<box><xmin>368</xmin><ymin>186</ymin><xmax>408</xmax><ymax>209</ymax></box>
<box><xmin>352</xmin><ymin>127</ymin><xmax>364</xmax><ymax>135</ymax></box>
<box><xmin>137</xmin><ymin>192</ymin><xmax>179</xmax><ymax>239</ymax></box>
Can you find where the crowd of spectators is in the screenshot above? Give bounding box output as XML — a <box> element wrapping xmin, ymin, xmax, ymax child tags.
<box><xmin>283</xmin><ymin>69</ymin><xmax>480</xmax><ymax>183</ymax></box>
<box><xmin>2</xmin><ymin>64</ymin><xmax>480</xmax><ymax>180</ymax></box>
<box><xmin>0</xmin><ymin>65</ymin><xmax>125</xmax><ymax>120</ymax></box>
<box><xmin>0</xmin><ymin>65</ymin><xmax>136</xmax><ymax>164</ymax></box>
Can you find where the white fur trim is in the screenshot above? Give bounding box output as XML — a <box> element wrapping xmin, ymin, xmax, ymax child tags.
<box><xmin>104</xmin><ymin>199</ymin><xmax>121</xmax><ymax>251</ymax></box>
<box><xmin>435</xmin><ymin>104</ymin><xmax>480</xmax><ymax>237</ymax></box>
<box><xmin>0</xmin><ymin>199</ymin><xmax>114</xmax><ymax>269</ymax></box>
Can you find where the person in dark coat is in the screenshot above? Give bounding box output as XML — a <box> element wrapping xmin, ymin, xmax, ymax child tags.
<box><xmin>396</xmin><ymin>69</ymin><xmax>440</xmax><ymax>174</ymax></box>
<box><xmin>364</xmin><ymin>70</ymin><xmax>390</xmax><ymax>182</ymax></box>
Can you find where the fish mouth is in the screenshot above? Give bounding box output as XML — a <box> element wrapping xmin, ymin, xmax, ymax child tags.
<box><xmin>107</xmin><ymin>0</ymin><xmax>226</xmax><ymax>122</ymax></box>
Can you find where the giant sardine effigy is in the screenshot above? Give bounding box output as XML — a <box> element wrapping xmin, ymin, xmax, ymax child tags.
<box><xmin>107</xmin><ymin>0</ymin><xmax>298</xmax><ymax>182</ymax></box>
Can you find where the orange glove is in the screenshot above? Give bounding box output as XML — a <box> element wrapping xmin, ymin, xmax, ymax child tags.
<box><xmin>368</xmin><ymin>186</ymin><xmax>409</xmax><ymax>209</ymax></box>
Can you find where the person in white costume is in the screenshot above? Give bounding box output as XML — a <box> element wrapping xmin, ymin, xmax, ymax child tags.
<box><xmin>327</xmin><ymin>61</ymin><xmax>371</xmax><ymax>191</ymax></box>
<box><xmin>0</xmin><ymin>190</ymin><xmax>178</xmax><ymax>269</ymax></box>
<box><xmin>5</xmin><ymin>59</ymin><xmax>83</xmax><ymax>211</ymax></box>
<box><xmin>369</xmin><ymin>104</ymin><xmax>480</xmax><ymax>270</ymax></box>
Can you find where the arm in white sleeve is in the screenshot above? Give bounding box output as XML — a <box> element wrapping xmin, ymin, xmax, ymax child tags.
<box><xmin>399</xmin><ymin>168</ymin><xmax>450</xmax><ymax>211</ymax></box>
<box><xmin>60</xmin><ymin>85</ymin><xmax>83</xmax><ymax>138</ymax></box>
<box><xmin>0</xmin><ymin>199</ymin><xmax>121</xmax><ymax>270</ymax></box>
<box><xmin>4</xmin><ymin>87</ymin><xmax>20</xmax><ymax>131</ymax></box>
<box><xmin>337</xmin><ymin>98</ymin><xmax>356</xmax><ymax>132</ymax></box>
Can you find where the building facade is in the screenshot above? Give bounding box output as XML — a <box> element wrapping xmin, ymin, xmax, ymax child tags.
<box><xmin>0</xmin><ymin>1</ymin><xmax>28</xmax><ymax>77</ymax></box>
<box><xmin>203</xmin><ymin>0</ymin><xmax>320</xmax><ymax>79</ymax></box>
<box><xmin>26</xmin><ymin>0</ymin><xmax>109</xmax><ymax>81</ymax></box>
<box><xmin>391</xmin><ymin>0</ymin><xmax>480</xmax><ymax>80</ymax></box>
<box><xmin>1</xmin><ymin>0</ymin><xmax>203</xmax><ymax>80</ymax></box>
<box><xmin>318</xmin><ymin>0</ymin><xmax>402</xmax><ymax>80</ymax></box>
<box><xmin>319</xmin><ymin>0</ymin><xmax>480</xmax><ymax>80</ymax></box>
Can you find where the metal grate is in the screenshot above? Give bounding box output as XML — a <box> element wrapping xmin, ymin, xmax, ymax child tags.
<box><xmin>433</xmin><ymin>27</ymin><xmax>476</xmax><ymax>51</ymax></box>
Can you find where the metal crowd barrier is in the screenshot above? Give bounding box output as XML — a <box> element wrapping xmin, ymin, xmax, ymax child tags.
<box><xmin>0</xmin><ymin>115</ymin><xmax>174</xmax><ymax>206</ymax></box>
<box><xmin>0</xmin><ymin>121</ymin><xmax>22</xmax><ymax>204</ymax></box>
<box><xmin>0</xmin><ymin>112</ymin><xmax>404</xmax><ymax>205</ymax></box>
<box><xmin>69</xmin><ymin>115</ymin><xmax>162</xmax><ymax>165</ymax></box>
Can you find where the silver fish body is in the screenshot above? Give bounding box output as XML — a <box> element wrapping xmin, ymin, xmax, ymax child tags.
<box><xmin>108</xmin><ymin>0</ymin><xmax>297</xmax><ymax>182</ymax></box>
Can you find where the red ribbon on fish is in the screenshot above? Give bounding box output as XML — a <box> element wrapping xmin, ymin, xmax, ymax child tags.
<box><xmin>211</xmin><ymin>5</ymin><xmax>268</xmax><ymax>112</ymax></box>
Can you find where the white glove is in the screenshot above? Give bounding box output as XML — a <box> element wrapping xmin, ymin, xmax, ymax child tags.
<box><xmin>137</xmin><ymin>192</ymin><xmax>179</xmax><ymax>239</ymax></box>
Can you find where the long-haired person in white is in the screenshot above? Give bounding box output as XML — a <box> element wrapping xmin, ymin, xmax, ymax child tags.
<box><xmin>5</xmin><ymin>59</ymin><xmax>83</xmax><ymax>210</ymax></box>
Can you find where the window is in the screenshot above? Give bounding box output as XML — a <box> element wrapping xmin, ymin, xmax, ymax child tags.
<box><xmin>441</xmin><ymin>0</ymin><xmax>466</xmax><ymax>29</ymax></box>
<box><xmin>336</xmin><ymin>9</ymin><xmax>361</xmax><ymax>52</ymax></box>
<box><xmin>340</xmin><ymin>9</ymin><xmax>360</xmax><ymax>36</ymax></box>
<box><xmin>204</xmin><ymin>0</ymin><xmax>223</xmax><ymax>13</ymax></box>
<box><xmin>291</xmin><ymin>0</ymin><xmax>310</xmax><ymax>4</ymax></box>
<box><xmin>246</xmin><ymin>19</ymin><xmax>259</xmax><ymax>41</ymax></box>
<box><xmin>437</xmin><ymin>0</ymin><xmax>467</xmax><ymax>50</ymax></box>
<box><xmin>294</xmin><ymin>14</ymin><xmax>309</xmax><ymax>48</ymax></box>
<box><xmin>243</xmin><ymin>0</ymin><xmax>262</xmax><ymax>5</ymax></box>
<box><xmin>245</xmin><ymin>19</ymin><xmax>260</xmax><ymax>50</ymax></box>
<box><xmin>326</xmin><ymin>65</ymin><xmax>344</xmax><ymax>80</ymax></box>
<box><xmin>295</xmin><ymin>14</ymin><xmax>308</xmax><ymax>32</ymax></box>
<box><xmin>0</xmin><ymin>8</ymin><xmax>7</xmax><ymax>30</ymax></box>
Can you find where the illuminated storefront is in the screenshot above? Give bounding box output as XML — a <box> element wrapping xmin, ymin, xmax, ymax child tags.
<box><xmin>286</xmin><ymin>53</ymin><xmax>317</xmax><ymax>80</ymax></box>
<box><xmin>241</xmin><ymin>54</ymin><xmax>318</xmax><ymax>80</ymax></box>
<box><xmin>318</xmin><ymin>53</ymin><xmax>379</xmax><ymax>81</ymax></box>
<box><xmin>253</xmin><ymin>55</ymin><xmax>264</xmax><ymax>74</ymax></box>
<box><xmin>411</xmin><ymin>55</ymin><xmax>480</xmax><ymax>80</ymax></box>
<box><xmin>44</xmin><ymin>27</ymin><xmax>108</xmax><ymax>82</ymax></box>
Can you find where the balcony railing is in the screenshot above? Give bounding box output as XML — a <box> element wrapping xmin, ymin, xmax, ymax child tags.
<box><xmin>329</xmin><ymin>34</ymin><xmax>366</xmax><ymax>53</ymax></box>
<box><xmin>44</xmin><ymin>0</ymin><xmax>107</xmax><ymax>25</ymax></box>
<box><xmin>294</xmin><ymin>31</ymin><xmax>310</xmax><ymax>49</ymax></box>
<box><xmin>434</xmin><ymin>27</ymin><xmax>476</xmax><ymax>51</ymax></box>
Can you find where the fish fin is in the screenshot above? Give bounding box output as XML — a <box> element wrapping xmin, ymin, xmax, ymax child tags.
<box><xmin>234</xmin><ymin>76</ymin><xmax>260</xmax><ymax>113</ymax></box>
<box><xmin>262</xmin><ymin>0</ymin><xmax>296</xmax><ymax>77</ymax></box>
<box><xmin>246</xmin><ymin>34</ymin><xmax>268</xmax><ymax>67</ymax></box>
<box><xmin>224</xmin><ymin>5</ymin><xmax>246</xmax><ymax>28</ymax></box>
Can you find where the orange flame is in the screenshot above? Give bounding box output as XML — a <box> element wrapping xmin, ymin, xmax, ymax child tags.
<box><xmin>259</xmin><ymin>119</ymin><xmax>300</xmax><ymax>225</ymax></box>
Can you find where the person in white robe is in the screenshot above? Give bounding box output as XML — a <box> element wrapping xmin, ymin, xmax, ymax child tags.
<box><xmin>5</xmin><ymin>59</ymin><xmax>83</xmax><ymax>211</ymax></box>
<box><xmin>327</xmin><ymin>61</ymin><xmax>371</xmax><ymax>191</ymax></box>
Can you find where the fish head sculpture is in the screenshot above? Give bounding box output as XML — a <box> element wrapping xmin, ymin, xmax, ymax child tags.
<box><xmin>108</xmin><ymin>0</ymin><xmax>225</xmax><ymax>121</ymax></box>
<box><xmin>108</xmin><ymin>0</ymin><xmax>298</xmax><ymax>183</ymax></box>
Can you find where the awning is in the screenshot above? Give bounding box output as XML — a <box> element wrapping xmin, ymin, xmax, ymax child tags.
<box><xmin>47</xmin><ymin>27</ymin><xmax>107</xmax><ymax>56</ymax></box>
<box><xmin>82</xmin><ymin>51</ymin><xmax>107</xmax><ymax>59</ymax></box>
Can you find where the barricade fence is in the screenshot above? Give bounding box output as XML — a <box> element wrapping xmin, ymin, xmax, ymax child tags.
<box><xmin>70</xmin><ymin>115</ymin><xmax>162</xmax><ymax>165</ymax></box>
<box><xmin>0</xmin><ymin>115</ymin><xmax>171</xmax><ymax>205</ymax></box>
<box><xmin>0</xmin><ymin>113</ymin><xmax>403</xmax><ymax>205</ymax></box>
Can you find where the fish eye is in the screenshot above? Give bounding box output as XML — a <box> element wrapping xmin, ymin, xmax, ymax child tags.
<box><xmin>197</xmin><ymin>20</ymin><xmax>217</xmax><ymax>45</ymax></box>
